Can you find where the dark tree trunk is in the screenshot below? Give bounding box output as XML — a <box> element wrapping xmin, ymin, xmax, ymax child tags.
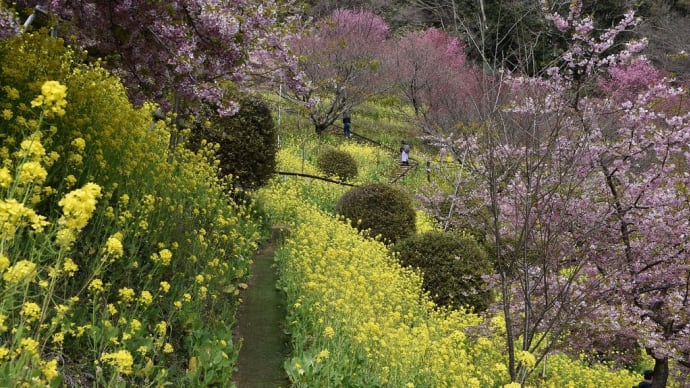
<box><xmin>650</xmin><ymin>355</ymin><xmax>668</xmax><ymax>388</ymax></box>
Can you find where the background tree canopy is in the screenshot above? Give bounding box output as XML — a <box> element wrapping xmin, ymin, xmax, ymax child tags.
<box><xmin>304</xmin><ymin>0</ymin><xmax>690</xmax><ymax>77</ymax></box>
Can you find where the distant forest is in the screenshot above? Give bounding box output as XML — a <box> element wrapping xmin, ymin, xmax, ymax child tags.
<box><xmin>303</xmin><ymin>0</ymin><xmax>690</xmax><ymax>78</ymax></box>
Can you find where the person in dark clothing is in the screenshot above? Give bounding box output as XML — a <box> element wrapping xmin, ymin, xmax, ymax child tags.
<box><xmin>342</xmin><ymin>110</ymin><xmax>351</xmax><ymax>138</ymax></box>
<box><xmin>637</xmin><ymin>370</ymin><xmax>653</xmax><ymax>388</ymax></box>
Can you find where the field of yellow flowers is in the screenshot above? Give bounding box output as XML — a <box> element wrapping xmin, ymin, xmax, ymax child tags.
<box><xmin>1</xmin><ymin>33</ymin><xmax>263</xmax><ymax>386</ymax></box>
<box><xmin>1</xmin><ymin>31</ymin><xmax>652</xmax><ymax>387</ymax></box>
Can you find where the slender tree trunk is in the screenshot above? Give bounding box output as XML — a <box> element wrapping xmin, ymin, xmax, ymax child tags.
<box><xmin>488</xmin><ymin>120</ymin><xmax>516</xmax><ymax>380</ymax></box>
<box><xmin>519</xmin><ymin>151</ymin><xmax>534</xmax><ymax>384</ymax></box>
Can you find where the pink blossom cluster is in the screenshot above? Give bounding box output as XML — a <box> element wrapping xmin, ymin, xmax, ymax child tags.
<box><xmin>0</xmin><ymin>5</ymin><xmax>19</xmax><ymax>38</ymax></box>
<box><xmin>12</xmin><ymin>0</ymin><xmax>304</xmax><ymax>116</ymax></box>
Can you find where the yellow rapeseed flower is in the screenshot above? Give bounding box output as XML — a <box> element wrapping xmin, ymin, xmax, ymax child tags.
<box><xmin>31</xmin><ymin>81</ymin><xmax>68</xmax><ymax>117</ymax></box>
<box><xmin>3</xmin><ymin>260</ymin><xmax>37</xmax><ymax>284</ymax></box>
<box><xmin>58</xmin><ymin>183</ymin><xmax>102</xmax><ymax>231</ymax></box>
<box><xmin>75</xmin><ymin>324</ymin><xmax>91</xmax><ymax>337</ymax></box>
<box><xmin>20</xmin><ymin>337</ymin><xmax>40</xmax><ymax>356</ymax></box>
<box><xmin>130</xmin><ymin>319</ymin><xmax>142</xmax><ymax>332</ymax></box>
<box><xmin>516</xmin><ymin>350</ymin><xmax>536</xmax><ymax>369</ymax></box>
<box><xmin>0</xmin><ymin>199</ymin><xmax>49</xmax><ymax>239</ymax></box>
<box><xmin>118</xmin><ymin>194</ymin><xmax>129</xmax><ymax>207</ymax></box>
<box><xmin>55</xmin><ymin>228</ymin><xmax>76</xmax><ymax>249</ymax></box>
<box><xmin>63</xmin><ymin>257</ymin><xmax>79</xmax><ymax>276</ymax></box>
<box><xmin>105</xmin><ymin>232</ymin><xmax>124</xmax><ymax>258</ymax></box>
<box><xmin>100</xmin><ymin>349</ymin><xmax>134</xmax><ymax>375</ymax></box>
<box><xmin>0</xmin><ymin>167</ymin><xmax>11</xmax><ymax>188</ymax></box>
<box><xmin>64</xmin><ymin>174</ymin><xmax>77</xmax><ymax>187</ymax></box>
<box><xmin>89</xmin><ymin>279</ymin><xmax>105</xmax><ymax>293</ymax></box>
<box><xmin>0</xmin><ymin>314</ymin><xmax>8</xmax><ymax>332</ymax></box>
<box><xmin>0</xmin><ymin>254</ymin><xmax>9</xmax><ymax>272</ymax></box>
<box><xmin>4</xmin><ymin>86</ymin><xmax>19</xmax><ymax>99</ymax></box>
<box><xmin>163</xmin><ymin>343</ymin><xmax>174</xmax><ymax>353</ymax></box>
<box><xmin>155</xmin><ymin>321</ymin><xmax>167</xmax><ymax>337</ymax></box>
<box><xmin>42</xmin><ymin>359</ymin><xmax>59</xmax><ymax>381</ymax></box>
<box><xmin>68</xmin><ymin>153</ymin><xmax>83</xmax><ymax>165</ymax></box>
<box><xmin>18</xmin><ymin>137</ymin><xmax>46</xmax><ymax>160</ymax></box>
<box><xmin>316</xmin><ymin>349</ymin><xmax>329</xmax><ymax>363</ymax></box>
<box><xmin>52</xmin><ymin>332</ymin><xmax>65</xmax><ymax>344</ymax></box>
<box><xmin>139</xmin><ymin>290</ymin><xmax>153</xmax><ymax>305</ymax></box>
<box><xmin>159</xmin><ymin>249</ymin><xmax>172</xmax><ymax>266</ymax></box>
<box><xmin>71</xmin><ymin>137</ymin><xmax>86</xmax><ymax>152</ymax></box>
<box><xmin>20</xmin><ymin>302</ymin><xmax>41</xmax><ymax>323</ymax></box>
<box><xmin>118</xmin><ymin>287</ymin><xmax>135</xmax><ymax>303</ymax></box>
<box><xmin>324</xmin><ymin>326</ymin><xmax>335</xmax><ymax>339</ymax></box>
<box><xmin>159</xmin><ymin>281</ymin><xmax>171</xmax><ymax>293</ymax></box>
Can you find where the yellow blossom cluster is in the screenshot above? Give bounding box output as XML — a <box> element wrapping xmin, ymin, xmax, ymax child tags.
<box><xmin>30</xmin><ymin>80</ymin><xmax>68</xmax><ymax>117</ymax></box>
<box><xmin>150</xmin><ymin>248</ymin><xmax>173</xmax><ymax>266</ymax></box>
<box><xmin>0</xmin><ymin>199</ymin><xmax>49</xmax><ymax>240</ymax></box>
<box><xmin>3</xmin><ymin>259</ymin><xmax>37</xmax><ymax>284</ymax></box>
<box><xmin>100</xmin><ymin>349</ymin><xmax>134</xmax><ymax>375</ymax></box>
<box><xmin>58</xmin><ymin>182</ymin><xmax>102</xmax><ymax>231</ymax></box>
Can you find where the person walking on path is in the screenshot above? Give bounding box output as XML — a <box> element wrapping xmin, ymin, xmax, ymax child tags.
<box><xmin>400</xmin><ymin>141</ymin><xmax>410</xmax><ymax>166</ymax></box>
<box><xmin>343</xmin><ymin>110</ymin><xmax>351</xmax><ymax>138</ymax></box>
<box><xmin>439</xmin><ymin>146</ymin><xmax>447</xmax><ymax>164</ymax></box>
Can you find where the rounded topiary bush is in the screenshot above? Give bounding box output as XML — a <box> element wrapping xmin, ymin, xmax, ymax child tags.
<box><xmin>188</xmin><ymin>94</ymin><xmax>277</xmax><ymax>190</ymax></box>
<box><xmin>335</xmin><ymin>183</ymin><xmax>416</xmax><ymax>243</ymax></box>
<box><xmin>393</xmin><ymin>230</ymin><xmax>494</xmax><ymax>312</ymax></box>
<box><xmin>316</xmin><ymin>148</ymin><xmax>358</xmax><ymax>181</ymax></box>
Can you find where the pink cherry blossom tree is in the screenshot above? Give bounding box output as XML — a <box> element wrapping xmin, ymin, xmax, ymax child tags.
<box><xmin>382</xmin><ymin>27</ymin><xmax>481</xmax><ymax>135</ymax></box>
<box><xmin>10</xmin><ymin>0</ymin><xmax>303</xmax><ymax>117</ymax></box>
<box><xmin>539</xmin><ymin>6</ymin><xmax>690</xmax><ymax>387</ymax></box>
<box><xmin>421</xmin><ymin>1</ymin><xmax>690</xmax><ymax>385</ymax></box>
<box><xmin>286</xmin><ymin>9</ymin><xmax>389</xmax><ymax>134</ymax></box>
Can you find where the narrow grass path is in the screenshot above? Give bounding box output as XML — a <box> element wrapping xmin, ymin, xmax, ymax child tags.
<box><xmin>231</xmin><ymin>133</ymin><xmax>418</xmax><ymax>387</ymax></box>
<box><xmin>233</xmin><ymin>229</ymin><xmax>290</xmax><ymax>388</ymax></box>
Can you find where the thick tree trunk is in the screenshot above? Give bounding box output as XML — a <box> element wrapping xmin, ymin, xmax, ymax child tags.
<box><xmin>651</xmin><ymin>356</ymin><xmax>669</xmax><ymax>388</ymax></box>
<box><xmin>315</xmin><ymin>123</ymin><xmax>329</xmax><ymax>134</ymax></box>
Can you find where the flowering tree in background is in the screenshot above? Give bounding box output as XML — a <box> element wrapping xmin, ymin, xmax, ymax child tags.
<box><xmin>598</xmin><ymin>56</ymin><xmax>665</xmax><ymax>102</ymax></box>
<box><xmin>286</xmin><ymin>9</ymin><xmax>389</xmax><ymax>134</ymax></box>
<box><xmin>7</xmin><ymin>1</ymin><xmax>303</xmax><ymax>117</ymax></box>
<box><xmin>383</xmin><ymin>27</ymin><xmax>480</xmax><ymax>135</ymax></box>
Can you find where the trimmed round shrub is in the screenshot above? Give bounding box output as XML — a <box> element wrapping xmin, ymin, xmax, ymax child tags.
<box><xmin>393</xmin><ymin>230</ymin><xmax>494</xmax><ymax>312</ymax></box>
<box><xmin>316</xmin><ymin>148</ymin><xmax>358</xmax><ymax>181</ymax></box>
<box><xmin>188</xmin><ymin>94</ymin><xmax>277</xmax><ymax>190</ymax></box>
<box><xmin>335</xmin><ymin>183</ymin><xmax>416</xmax><ymax>243</ymax></box>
